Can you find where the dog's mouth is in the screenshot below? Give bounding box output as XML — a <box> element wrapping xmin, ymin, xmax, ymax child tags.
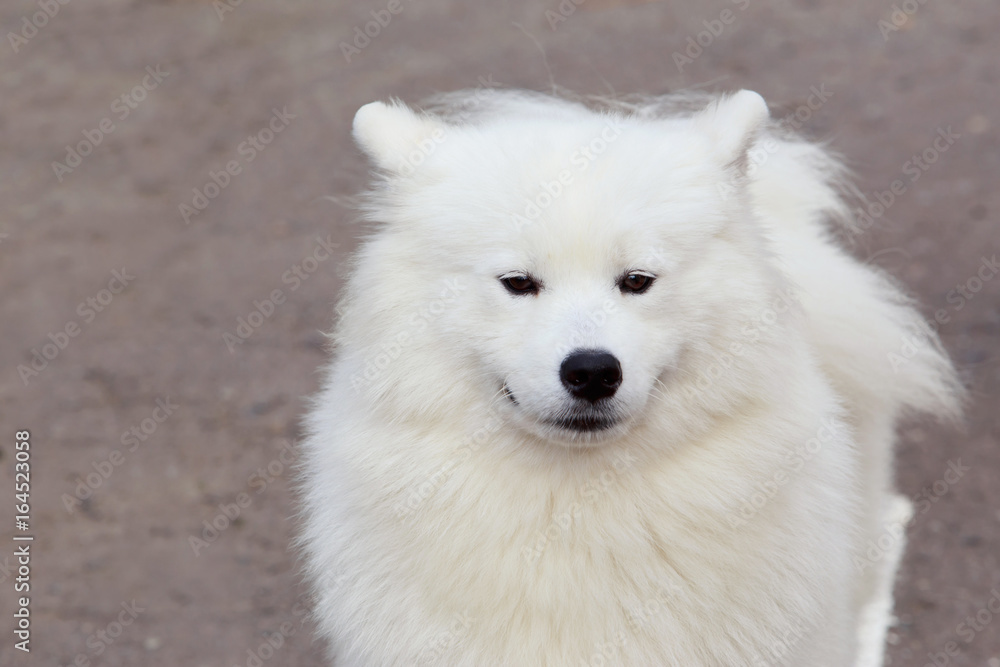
<box><xmin>504</xmin><ymin>382</ymin><xmax>620</xmax><ymax>434</ymax></box>
<box><xmin>546</xmin><ymin>414</ymin><xmax>618</xmax><ymax>433</ymax></box>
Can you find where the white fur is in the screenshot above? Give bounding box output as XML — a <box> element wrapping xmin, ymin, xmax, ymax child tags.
<box><xmin>296</xmin><ymin>89</ymin><xmax>962</xmax><ymax>666</ymax></box>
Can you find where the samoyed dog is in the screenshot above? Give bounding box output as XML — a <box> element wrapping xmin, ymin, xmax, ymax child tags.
<box><xmin>297</xmin><ymin>89</ymin><xmax>961</xmax><ymax>666</ymax></box>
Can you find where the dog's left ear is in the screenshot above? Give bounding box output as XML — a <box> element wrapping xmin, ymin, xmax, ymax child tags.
<box><xmin>353</xmin><ymin>100</ymin><xmax>444</xmax><ymax>174</ymax></box>
<box><xmin>693</xmin><ymin>90</ymin><xmax>769</xmax><ymax>168</ymax></box>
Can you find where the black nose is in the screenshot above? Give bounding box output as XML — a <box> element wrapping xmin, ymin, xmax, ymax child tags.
<box><xmin>559</xmin><ymin>350</ymin><xmax>622</xmax><ymax>403</ymax></box>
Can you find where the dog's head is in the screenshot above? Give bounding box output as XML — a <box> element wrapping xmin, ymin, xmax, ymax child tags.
<box><xmin>347</xmin><ymin>90</ymin><xmax>783</xmax><ymax>446</ymax></box>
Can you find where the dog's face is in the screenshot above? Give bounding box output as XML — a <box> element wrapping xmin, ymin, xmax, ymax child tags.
<box><xmin>352</xmin><ymin>92</ymin><xmax>773</xmax><ymax>446</ymax></box>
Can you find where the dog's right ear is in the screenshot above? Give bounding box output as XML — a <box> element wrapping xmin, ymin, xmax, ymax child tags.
<box><xmin>353</xmin><ymin>101</ymin><xmax>444</xmax><ymax>174</ymax></box>
<box><xmin>692</xmin><ymin>90</ymin><xmax>769</xmax><ymax>170</ymax></box>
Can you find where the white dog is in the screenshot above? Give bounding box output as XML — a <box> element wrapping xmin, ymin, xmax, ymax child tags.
<box><xmin>296</xmin><ymin>89</ymin><xmax>961</xmax><ymax>666</ymax></box>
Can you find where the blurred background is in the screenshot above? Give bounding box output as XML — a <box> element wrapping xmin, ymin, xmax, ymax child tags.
<box><xmin>0</xmin><ymin>1</ymin><xmax>997</xmax><ymax>665</ymax></box>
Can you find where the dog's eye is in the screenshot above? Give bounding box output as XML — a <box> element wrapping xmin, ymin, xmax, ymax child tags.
<box><xmin>500</xmin><ymin>274</ymin><xmax>539</xmax><ymax>295</ymax></box>
<box><xmin>620</xmin><ymin>272</ymin><xmax>654</xmax><ymax>294</ymax></box>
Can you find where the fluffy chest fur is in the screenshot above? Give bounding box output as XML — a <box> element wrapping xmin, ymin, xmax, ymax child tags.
<box><xmin>300</xmin><ymin>353</ymin><xmax>859</xmax><ymax>666</ymax></box>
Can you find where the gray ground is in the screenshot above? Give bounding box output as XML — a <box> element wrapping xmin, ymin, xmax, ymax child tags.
<box><xmin>0</xmin><ymin>0</ymin><xmax>997</xmax><ymax>665</ymax></box>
